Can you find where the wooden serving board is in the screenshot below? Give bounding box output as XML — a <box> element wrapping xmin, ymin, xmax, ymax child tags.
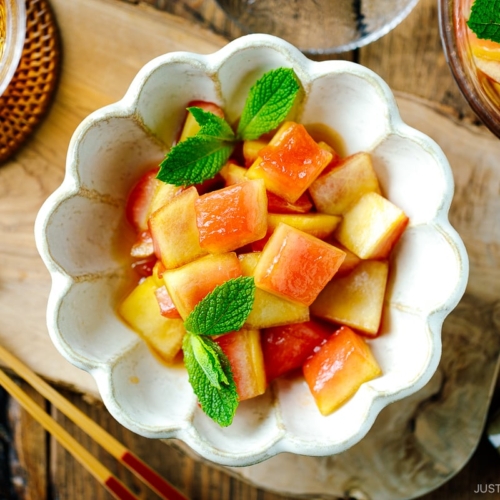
<box><xmin>0</xmin><ymin>0</ymin><xmax>499</xmax><ymax>498</ymax></box>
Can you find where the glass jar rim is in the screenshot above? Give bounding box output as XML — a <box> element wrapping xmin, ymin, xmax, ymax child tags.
<box><xmin>0</xmin><ymin>0</ymin><xmax>26</xmax><ymax>97</ymax></box>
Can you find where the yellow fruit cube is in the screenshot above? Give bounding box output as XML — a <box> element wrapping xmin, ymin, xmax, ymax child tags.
<box><xmin>238</xmin><ymin>252</ymin><xmax>309</xmax><ymax>328</ymax></box>
<box><xmin>267</xmin><ymin>213</ymin><xmax>341</xmax><ymax>240</ymax></box>
<box><xmin>119</xmin><ymin>276</ymin><xmax>185</xmax><ymax>363</ymax></box>
<box><xmin>219</xmin><ymin>162</ymin><xmax>248</xmax><ymax>186</ymax></box>
<box><xmin>335</xmin><ymin>192</ymin><xmax>408</xmax><ymax>259</ymax></box>
<box><xmin>178</xmin><ymin>101</ymin><xmax>224</xmax><ymax>143</ymax></box>
<box><xmin>149</xmin><ymin>182</ymin><xmax>181</xmax><ymax>215</ymax></box>
<box><xmin>243</xmin><ymin>139</ymin><xmax>268</xmax><ymax>167</ymax></box>
<box><xmin>330</xmin><ymin>241</ymin><xmax>361</xmax><ymax>276</ymax></box>
<box><xmin>149</xmin><ymin>186</ymin><xmax>207</xmax><ymax>269</ymax></box>
<box><xmin>311</xmin><ymin>260</ymin><xmax>389</xmax><ymax>336</ymax></box>
<box><xmin>309</xmin><ymin>152</ymin><xmax>381</xmax><ymax>215</ymax></box>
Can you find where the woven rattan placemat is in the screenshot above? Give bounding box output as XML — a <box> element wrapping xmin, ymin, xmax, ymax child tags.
<box><xmin>0</xmin><ymin>0</ymin><xmax>60</xmax><ymax>163</ymax></box>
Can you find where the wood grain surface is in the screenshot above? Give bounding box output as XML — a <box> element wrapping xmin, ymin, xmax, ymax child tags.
<box><xmin>0</xmin><ymin>0</ymin><xmax>499</xmax><ymax>498</ymax></box>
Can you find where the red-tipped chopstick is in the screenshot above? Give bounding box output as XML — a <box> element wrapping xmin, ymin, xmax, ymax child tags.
<box><xmin>0</xmin><ymin>344</ymin><xmax>187</xmax><ymax>500</ymax></box>
<box><xmin>0</xmin><ymin>368</ymin><xmax>139</xmax><ymax>500</ymax></box>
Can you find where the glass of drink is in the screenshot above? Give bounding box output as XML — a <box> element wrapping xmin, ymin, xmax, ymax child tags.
<box><xmin>0</xmin><ymin>0</ymin><xmax>26</xmax><ymax>97</ymax></box>
<box><xmin>439</xmin><ymin>0</ymin><xmax>500</xmax><ymax>139</ymax></box>
<box><xmin>213</xmin><ymin>0</ymin><xmax>421</xmax><ymax>54</ymax></box>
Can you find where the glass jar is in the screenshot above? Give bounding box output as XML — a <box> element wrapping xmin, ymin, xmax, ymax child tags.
<box><xmin>214</xmin><ymin>0</ymin><xmax>421</xmax><ymax>54</ymax></box>
<box><xmin>439</xmin><ymin>0</ymin><xmax>500</xmax><ymax>139</ymax></box>
<box><xmin>0</xmin><ymin>0</ymin><xmax>26</xmax><ymax>97</ymax></box>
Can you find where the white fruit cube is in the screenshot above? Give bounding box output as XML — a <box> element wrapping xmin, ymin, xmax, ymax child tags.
<box><xmin>335</xmin><ymin>192</ymin><xmax>408</xmax><ymax>259</ymax></box>
<box><xmin>311</xmin><ymin>260</ymin><xmax>389</xmax><ymax>336</ymax></box>
<box><xmin>309</xmin><ymin>152</ymin><xmax>381</xmax><ymax>215</ymax></box>
<box><xmin>149</xmin><ymin>186</ymin><xmax>207</xmax><ymax>269</ymax></box>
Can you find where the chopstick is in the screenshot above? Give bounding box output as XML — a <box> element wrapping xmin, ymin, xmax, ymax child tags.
<box><xmin>0</xmin><ymin>344</ymin><xmax>188</xmax><ymax>500</ymax></box>
<box><xmin>0</xmin><ymin>368</ymin><xmax>139</xmax><ymax>500</ymax></box>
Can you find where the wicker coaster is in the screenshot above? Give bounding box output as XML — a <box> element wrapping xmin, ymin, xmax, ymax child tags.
<box><xmin>0</xmin><ymin>0</ymin><xmax>61</xmax><ymax>163</ymax></box>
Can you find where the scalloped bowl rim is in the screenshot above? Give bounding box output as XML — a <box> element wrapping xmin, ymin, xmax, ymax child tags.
<box><xmin>35</xmin><ymin>34</ymin><xmax>469</xmax><ymax>466</ymax></box>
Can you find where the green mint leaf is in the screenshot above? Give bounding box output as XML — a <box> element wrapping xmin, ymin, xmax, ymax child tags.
<box><xmin>183</xmin><ymin>333</ymin><xmax>238</xmax><ymax>427</ymax></box>
<box><xmin>190</xmin><ymin>334</ymin><xmax>229</xmax><ymax>389</ymax></box>
<box><xmin>188</xmin><ymin>107</ymin><xmax>236</xmax><ymax>142</ymax></box>
<box><xmin>157</xmin><ymin>135</ymin><xmax>233</xmax><ymax>186</ymax></box>
<box><xmin>467</xmin><ymin>0</ymin><xmax>500</xmax><ymax>43</ymax></box>
<box><xmin>237</xmin><ymin>68</ymin><xmax>300</xmax><ymax>140</ymax></box>
<box><xmin>185</xmin><ymin>277</ymin><xmax>255</xmax><ymax>337</ymax></box>
<box><xmin>182</xmin><ymin>277</ymin><xmax>255</xmax><ymax>426</ymax></box>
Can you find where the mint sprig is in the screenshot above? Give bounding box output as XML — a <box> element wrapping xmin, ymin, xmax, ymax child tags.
<box><xmin>157</xmin><ymin>135</ymin><xmax>233</xmax><ymax>186</ymax></box>
<box><xmin>156</xmin><ymin>68</ymin><xmax>300</xmax><ymax>186</ymax></box>
<box><xmin>188</xmin><ymin>107</ymin><xmax>236</xmax><ymax>141</ymax></box>
<box><xmin>467</xmin><ymin>0</ymin><xmax>500</xmax><ymax>43</ymax></box>
<box><xmin>182</xmin><ymin>277</ymin><xmax>256</xmax><ymax>427</ymax></box>
<box><xmin>185</xmin><ymin>276</ymin><xmax>255</xmax><ymax>336</ymax></box>
<box><xmin>183</xmin><ymin>334</ymin><xmax>238</xmax><ymax>427</ymax></box>
<box><xmin>237</xmin><ymin>68</ymin><xmax>300</xmax><ymax>140</ymax></box>
<box><xmin>190</xmin><ymin>334</ymin><xmax>230</xmax><ymax>389</ymax></box>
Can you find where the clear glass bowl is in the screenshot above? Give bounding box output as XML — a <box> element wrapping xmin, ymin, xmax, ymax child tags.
<box><xmin>0</xmin><ymin>0</ymin><xmax>26</xmax><ymax>97</ymax></box>
<box><xmin>214</xmin><ymin>0</ymin><xmax>421</xmax><ymax>54</ymax></box>
<box><xmin>439</xmin><ymin>0</ymin><xmax>500</xmax><ymax>139</ymax></box>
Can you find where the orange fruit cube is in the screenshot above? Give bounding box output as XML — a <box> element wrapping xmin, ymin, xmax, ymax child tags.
<box><xmin>254</xmin><ymin>223</ymin><xmax>346</xmax><ymax>306</ymax></box>
<box><xmin>303</xmin><ymin>326</ymin><xmax>382</xmax><ymax>415</ymax></box>
<box><xmin>247</xmin><ymin>122</ymin><xmax>332</xmax><ymax>203</ymax></box>
<box><xmin>163</xmin><ymin>253</ymin><xmax>242</xmax><ymax>319</ymax></box>
<box><xmin>238</xmin><ymin>252</ymin><xmax>309</xmax><ymax>329</ymax></box>
<box><xmin>195</xmin><ymin>180</ymin><xmax>268</xmax><ymax>253</ymax></box>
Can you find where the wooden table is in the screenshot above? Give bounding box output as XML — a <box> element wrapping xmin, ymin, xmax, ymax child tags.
<box><xmin>1</xmin><ymin>0</ymin><xmax>500</xmax><ymax>498</ymax></box>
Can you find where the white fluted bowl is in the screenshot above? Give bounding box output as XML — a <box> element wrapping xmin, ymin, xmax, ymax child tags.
<box><xmin>35</xmin><ymin>34</ymin><xmax>468</xmax><ymax>467</ymax></box>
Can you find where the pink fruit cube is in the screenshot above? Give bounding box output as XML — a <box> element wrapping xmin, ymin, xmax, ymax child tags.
<box><xmin>195</xmin><ymin>179</ymin><xmax>268</xmax><ymax>253</ymax></box>
<box><xmin>254</xmin><ymin>223</ymin><xmax>346</xmax><ymax>306</ymax></box>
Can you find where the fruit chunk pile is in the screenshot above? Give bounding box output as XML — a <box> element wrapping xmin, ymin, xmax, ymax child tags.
<box><xmin>465</xmin><ymin>0</ymin><xmax>500</xmax><ymax>93</ymax></box>
<box><xmin>119</xmin><ymin>100</ymin><xmax>408</xmax><ymax>418</ymax></box>
<box><xmin>468</xmin><ymin>30</ymin><xmax>500</xmax><ymax>90</ymax></box>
